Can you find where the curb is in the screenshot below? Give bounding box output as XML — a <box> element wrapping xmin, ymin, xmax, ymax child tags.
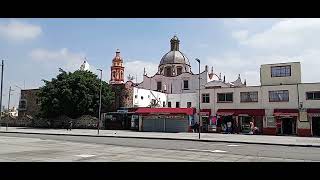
<box><xmin>1</xmin><ymin>131</ymin><xmax>320</xmax><ymax>148</ymax></box>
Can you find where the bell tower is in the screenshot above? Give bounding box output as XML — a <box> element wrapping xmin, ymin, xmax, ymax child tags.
<box><xmin>110</xmin><ymin>49</ymin><xmax>125</xmax><ymax>84</ymax></box>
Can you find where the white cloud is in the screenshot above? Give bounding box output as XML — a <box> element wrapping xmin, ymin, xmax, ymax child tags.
<box><xmin>231</xmin><ymin>30</ymin><xmax>249</xmax><ymax>41</ymax></box>
<box><xmin>0</xmin><ymin>19</ymin><xmax>42</xmax><ymax>41</ymax></box>
<box><xmin>240</xmin><ymin>18</ymin><xmax>320</xmax><ymax>50</ymax></box>
<box><xmin>30</xmin><ymin>48</ymin><xmax>86</xmax><ymax>72</ymax></box>
<box><xmin>204</xmin><ymin>48</ymin><xmax>320</xmax><ymax>86</ymax></box>
<box><xmin>124</xmin><ymin>60</ymin><xmax>158</xmax><ymax>83</ymax></box>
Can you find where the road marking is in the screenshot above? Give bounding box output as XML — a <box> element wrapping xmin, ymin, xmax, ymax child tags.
<box><xmin>185</xmin><ymin>149</ymin><xmax>227</xmax><ymax>153</ymax></box>
<box><xmin>227</xmin><ymin>144</ymin><xmax>241</xmax><ymax>147</ymax></box>
<box><xmin>75</xmin><ymin>154</ymin><xmax>96</xmax><ymax>158</ymax></box>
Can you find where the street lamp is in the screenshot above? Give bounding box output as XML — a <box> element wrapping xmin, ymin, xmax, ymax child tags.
<box><xmin>97</xmin><ymin>69</ymin><xmax>103</xmax><ymax>135</ymax></box>
<box><xmin>195</xmin><ymin>58</ymin><xmax>201</xmax><ymax>139</ymax></box>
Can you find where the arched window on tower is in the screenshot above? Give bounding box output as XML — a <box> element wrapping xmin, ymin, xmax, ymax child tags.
<box><xmin>112</xmin><ymin>71</ymin><xmax>115</xmax><ymax>79</ymax></box>
<box><xmin>121</xmin><ymin>71</ymin><xmax>123</xmax><ymax>80</ymax></box>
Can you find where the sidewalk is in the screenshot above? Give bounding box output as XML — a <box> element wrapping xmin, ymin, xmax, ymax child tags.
<box><xmin>1</xmin><ymin>127</ymin><xmax>320</xmax><ymax>147</ymax></box>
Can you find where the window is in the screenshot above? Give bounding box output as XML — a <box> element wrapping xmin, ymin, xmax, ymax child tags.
<box><xmin>176</xmin><ymin>102</ymin><xmax>180</xmax><ymax>108</ymax></box>
<box><xmin>157</xmin><ymin>81</ymin><xmax>162</xmax><ymax>91</ymax></box>
<box><xmin>165</xmin><ymin>67</ymin><xmax>172</xmax><ymax>77</ymax></box>
<box><xmin>187</xmin><ymin>102</ymin><xmax>192</xmax><ymax>108</ymax></box>
<box><xmin>240</xmin><ymin>91</ymin><xmax>258</xmax><ymax>102</ymax></box>
<box><xmin>168</xmin><ymin>102</ymin><xmax>171</xmax><ymax>108</ymax></box>
<box><xmin>19</xmin><ymin>99</ymin><xmax>27</xmax><ymax>110</ymax></box>
<box><xmin>135</xmin><ymin>95</ymin><xmax>138</xmax><ymax>99</ymax></box>
<box><xmin>266</xmin><ymin>116</ymin><xmax>276</xmax><ymax>127</ymax></box>
<box><xmin>269</xmin><ymin>90</ymin><xmax>289</xmax><ymax>102</ymax></box>
<box><xmin>163</xmin><ymin>101</ymin><xmax>166</xmax><ymax>107</ymax></box>
<box><xmin>271</xmin><ymin>65</ymin><xmax>291</xmax><ymax>77</ymax></box>
<box><xmin>141</xmin><ymin>96</ymin><xmax>144</xmax><ymax>100</ymax></box>
<box><xmin>183</xmin><ymin>80</ymin><xmax>189</xmax><ymax>90</ymax></box>
<box><xmin>217</xmin><ymin>93</ymin><xmax>233</xmax><ymax>102</ymax></box>
<box><xmin>202</xmin><ymin>94</ymin><xmax>210</xmax><ymax>103</ymax></box>
<box><xmin>177</xmin><ymin>67</ymin><xmax>182</xmax><ymax>75</ymax></box>
<box><xmin>306</xmin><ymin>91</ymin><xmax>320</xmax><ymax>100</ymax></box>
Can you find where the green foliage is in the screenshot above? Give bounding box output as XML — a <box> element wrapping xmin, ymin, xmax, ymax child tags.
<box><xmin>38</xmin><ymin>69</ymin><xmax>115</xmax><ymax>118</ymax></box>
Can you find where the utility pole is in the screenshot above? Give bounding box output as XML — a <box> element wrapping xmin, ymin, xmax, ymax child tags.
<box><xmin>97</xmin><ymin>69</ymin><xmax>102</xmax><ymax>135</ymax></box>
<box><xmin>195</xmin><ymin>58</ymin><xmax>201</xmax><ymax>139</ymax></box>
<box><xmin>6</xmin><ymin>86</ymin><xmax>14</xmax><ymax>131</ymax></box>
<box><xmin>0</xmin><ymin>60</ymin><xmax>3</xmax><ymax>130</ymax></box>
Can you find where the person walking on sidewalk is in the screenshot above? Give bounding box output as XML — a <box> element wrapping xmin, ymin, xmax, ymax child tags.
<box><xmin>68</xmin><ymin>121</ymin><xmax>73</xmax><ymax>131</ymax></box>
<box><xmin>194</xmin><ymin>122</ymin><xmax>199</xmax><ymax>133</ymax></box>
<box><xmin>249</xmin><ymin>121</ymin><xmax>254</xmax><ymax>135</ymax></box>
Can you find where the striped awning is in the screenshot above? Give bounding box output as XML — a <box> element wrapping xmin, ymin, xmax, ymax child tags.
<box><xmin>308</xmin><ymin>113</ymin><xmax>320</xmax><ymax>117</ymax></box>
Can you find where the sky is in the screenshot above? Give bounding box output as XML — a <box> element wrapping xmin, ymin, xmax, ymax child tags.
<box><xmin>1</xmin><ymin>18</ymin><xmax>320</xmax><ymax>108</ymax></box>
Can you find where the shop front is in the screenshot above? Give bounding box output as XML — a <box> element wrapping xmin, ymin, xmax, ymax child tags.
<box><xmin>103</xmin><ymin>108</ymin><xmax>138</xmax><ymax>130</ymax></box>
<box><xmin>274</xmin><ymin>109</ymin><xmax>298</xmax><ymax>135</ymax></box>
<box><xmin>308</xmin><ymin>109</ymin><xmax>320</xmax><ymax>137</ymax></box>
<box><xmin>216</xmin><ymin>109</ymin><xmax>265</xmax><ymax>134</ymax></box>
<box><xmin>216</xmin><ymin>110</ymin><xmax>235</xmax><ymax>133</ymax></box>
<box><xmin>200</xmin><ymin>109</ymin><xmax>211</xmax><ymax>132</ymax></box>
<box><xmin>136</xmin><ymin>108</ymin><xmax>195</xmax><ymax>133</ymax></box>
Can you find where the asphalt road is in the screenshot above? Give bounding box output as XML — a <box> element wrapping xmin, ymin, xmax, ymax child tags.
<box><xmin>1</xmin><ymin>133</ymin><xmax>320</xmax><ymax>161</ymax></box>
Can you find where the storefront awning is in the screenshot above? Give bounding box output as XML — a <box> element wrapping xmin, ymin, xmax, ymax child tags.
<box><xmin>216</xmin><ymin>109</ymin><xmax>265</xmax><ymax>116</ymax></box>
<box><xmin>200</xmin><ymin>109</ymin><xmax>211</xmax><ymax>116</ymax></box>
<box><xmin>307</xmin><ymin>109</ymin><xmax>320</xmax><ymax>117</ymax></box>
<box><xmin>216</xmin><ymin>109</ymin><xmax>234</xmax><ymax>116</ymax></box>
<box><xmin>135</xmin><ymin>108</ymin><xmax>195</xmax><ymax>115</ymax></box>
<box><xmin>274</xmin><ymin>109</ymin><xmax>299</xmax><ymax>117</ymax></box>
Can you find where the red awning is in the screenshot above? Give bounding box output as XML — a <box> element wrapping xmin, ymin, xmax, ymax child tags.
<box><xmin>216</xmin><ymin>109</ymin><xmax>235</xmax><ymax>116</ymax></box>
<box><xmin>307</xmin><ymin>109</ymin><xmax>320</xmax><ymax>113</ymax></box>
<box><xmin>200</xmin><ymin>109</ymin><xmax>211</xmax><ymax>116</ymax></box>
<box><xmin>216</xmin><ymin>109</ymin><xmax>265</xmax><ymax>116</ymax></box>
<box><xmin>307</xmin><ymin>109</ymin><xmax>320</xmax><ymax>117</ymax></box>
<box><xmin>274</xmin><ymin>109</ymin><xmax>299</xmax><ymax>117</ymax></box>
<box><xmin>135</xmin><ymin>108</ymin><xmax>195</xmax><ymax>115</ymax></box>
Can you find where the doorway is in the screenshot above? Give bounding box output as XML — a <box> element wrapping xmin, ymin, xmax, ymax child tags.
<box><xmin>201</xmin><ymin>116</ymin><xmax>209</xmax><ymax>132</ymax></box>
<box><xmin>282</xmin><ymin>118</ymin><xmax>296</xmax><ymax>135</ymax></box>
<box><xmin>312</xmin><ymin>117</ymin><xmax>320</xmax><ymax>136</ymax></box>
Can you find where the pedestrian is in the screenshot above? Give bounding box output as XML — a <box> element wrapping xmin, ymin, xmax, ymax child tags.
<box><xmin>194</xmin><ymin>122</ymin><xmax>199</xmax><ymax>133</ymax></box>
<box><xmin>249</xmin><ymin>121</ymin><xmax>254</xmax><ymax>135</ymax></box>
<box><xmin>227</xmin><ymin>121</ymin><xmax>232</xmax><ymax>134</ymax></box>
<box><xmin>69</xmin><ymin>120</ymin><xmax>73</xmax><ymax>131</ymax></box>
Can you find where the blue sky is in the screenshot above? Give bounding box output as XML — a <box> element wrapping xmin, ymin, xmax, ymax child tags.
<box><xmin>1</xmin><ymin>18</ymin><xmax>320</xmax><ymax>108</ymax></box>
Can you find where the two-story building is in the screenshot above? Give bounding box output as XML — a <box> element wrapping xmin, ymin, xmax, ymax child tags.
<box><xmin>198</xmin><ymin>62</ymin><xmax>320</xmax><ymax>137</ymax></box>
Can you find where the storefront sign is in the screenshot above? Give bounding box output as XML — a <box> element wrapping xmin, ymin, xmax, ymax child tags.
<box><xmin>105</xmin><ymin>115</ymin><xmax>113</xmax><ymax>119</ymax></box>
<box><xmin>117</xmin><ymin>109</ymin><xmax>128</xmax><ymax>113</ymax></box>
<box><xmin>200</xmin><ymin>112</ymin><xmax>209</xmax><ymax>116</ymax></box>
<box><xmin>238</xmin><ymin>114</ymin><xmax>249</xmax><ymax>117</ymax></box>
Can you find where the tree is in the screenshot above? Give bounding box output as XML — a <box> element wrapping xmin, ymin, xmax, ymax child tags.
<box><xmin>38</xmin><ymin>69</ymin><xmax>115</xmax><ymax>119</ymax></box>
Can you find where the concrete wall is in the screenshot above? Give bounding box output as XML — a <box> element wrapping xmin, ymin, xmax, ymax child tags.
<box><xmin>199</xmin><ymin>84</ymin><xmax>302</xmax><ymax>116</ymax></box>
<box><xmin>167</xmin><ymin>93</ymin><xmax>198</xmax><ymax>108</ymax></box>
<box><xmin>18</xmin><ymin>89</ymin><xmax>41</xmax><ymax>119</ymax></box>
<box><xmin>260</xmin><ymin>62</ymin><xmax>301</xmax><ymax>86</ymax></box>
<box><xmin>298</xmin><ymin>83</ymin><xmax>320</xmax><ymax>109</ymax></box>
<box><xmin>133</xmin><ymin>87</ymin><xmax>167</xmax><ymax>107</ymax></box>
